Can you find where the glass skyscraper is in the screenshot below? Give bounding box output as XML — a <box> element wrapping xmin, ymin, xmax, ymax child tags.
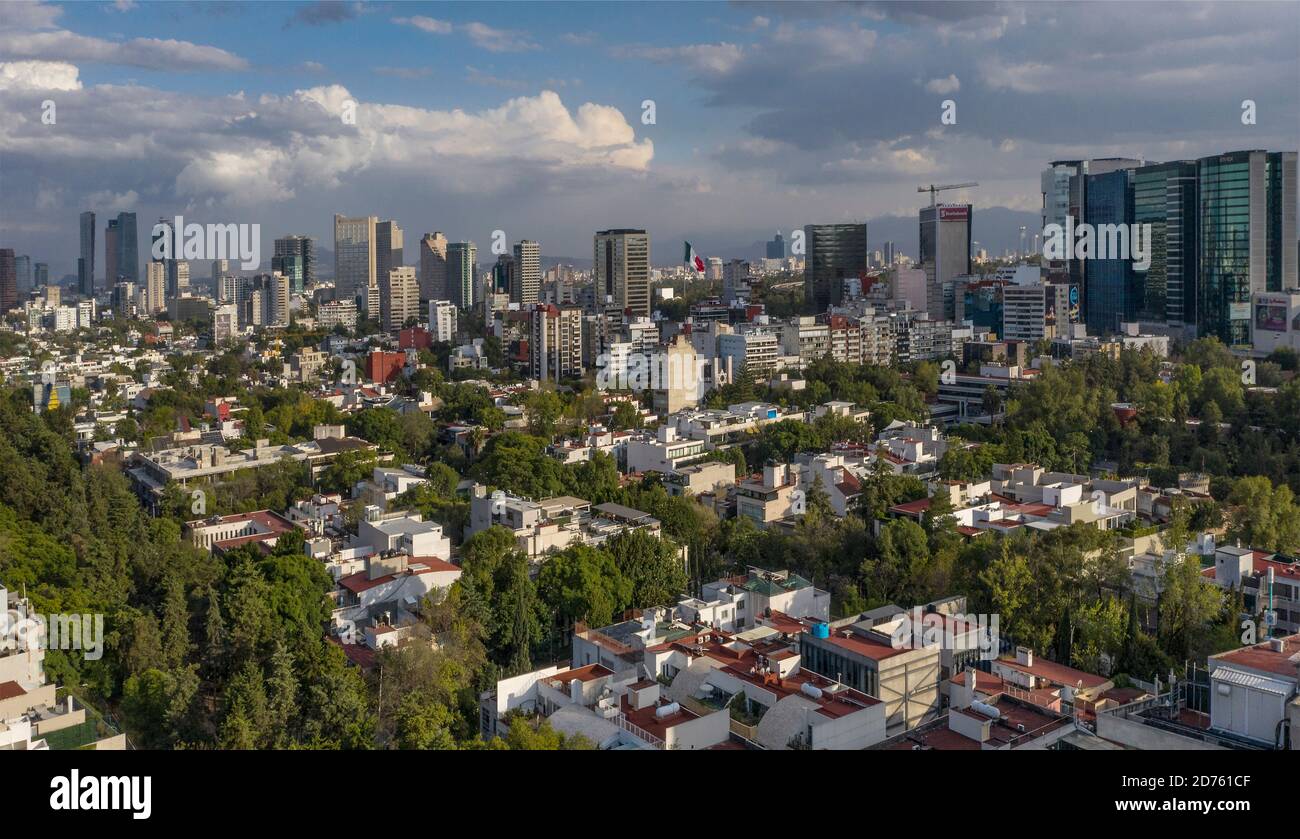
<box><xmin>1132</xmin><ymin>161</ymin><xmax>1198</xmax><ymax>329</ymax></box>
<box><xmin>79</xmin><ymin>211</ymin><xmax>96</xmax><ymax>297</ymax></box>
<box><xmin>1197</xmin><ymin>150</ymin><xmax>1297</xmax><ymax>345</ymax></box>
<box><xmin>803</xmin><ymin>223</ymin><xmax>867</xmax><ymax>311</ymax></box>
<box><xmin>1084</xmin><ymin>169</ymin><xmax>1137</xmax><ymax>335</ymax></box>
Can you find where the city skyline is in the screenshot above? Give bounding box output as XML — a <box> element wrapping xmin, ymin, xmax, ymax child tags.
<box><xmin>2</xmin><ymin>0</ymin><xmax>1298</xmax><ymax>277</ymax></box>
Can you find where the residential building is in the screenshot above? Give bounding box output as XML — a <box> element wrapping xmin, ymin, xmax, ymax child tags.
<box><xmin>594</xmin><ymin>229</ymin><xmax>650</xmax><ymax>318</ymax></box>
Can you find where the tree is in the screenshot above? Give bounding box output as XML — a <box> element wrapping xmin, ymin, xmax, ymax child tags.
<box><xmin>537</xmin><ymin>545</ymin><xmax>633</xmax><ymax>630</ymax></box>
<box><xmin>605</xmin><ymin>530</ymin><xmax>689</xmax><ymax>609</ymax></box>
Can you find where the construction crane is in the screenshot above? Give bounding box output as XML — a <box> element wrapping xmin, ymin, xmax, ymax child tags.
<box><xmin>917</xmin><ymin>182</ymin><xmax>978</xmax><ymax>206</ymax></box>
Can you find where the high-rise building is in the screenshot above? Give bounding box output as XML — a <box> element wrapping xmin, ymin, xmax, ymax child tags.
<box><xmin>419</xmin><ymin>232</ymin><xmax>448</xmax><ymax>301</ymax></box>
<box><xmin>1041</xmin><ymin>158</ymin><xmax>1143</xmax><ymax>316</ymax></box>
<box><xmin>383</xmin><ymin>266</ymin><xmax>420</xmax><ymax>332</ymax></box>
<box><xmin>271</xmin><ymin>254</ymin><xmax>303</xmax><ymax>294</ymax></box>
<box><xmin>105</xmin><ymin>218</ymin><xmax>119</xmax><ymax>288</ymax></box>
<box><xmin>0</xmin><ymin>249</ymin><xmax>16</xmax><ymax>313</ymax></box>
<box><xmin>113</xmin><ymin>212</ymin><xmax>138</xmax><ymax>284</ymax></box>
<box><xmin>594</xmin><ymin>229</ymin><xmax>650</xmax><ymax>318</ymax></box>
<box><xmin>446</xmin><ymin>241</ymin><xmax>477</xmax><ymax>310</ymax></box>
<box><xmin>333</xmin><ymin>214</ymin><xmax>377</xmax><ymax>307</ymax></box>
<box><xmin>722</xmin><ymin>259</ymin><xmax>751</xmax><ymax>305</ymax></box>
<box><xmin>766</xmin><ymin>231</ymin><xmax>786</xmax><ymax>260</ymax></box>
<box><xmin>513</xmin><ymin>240</ymin><xmax>541</xmax><ymax>306</ymax></box>
<box><xmin>429</xmin><ymin>300</ymin><xmax>457</xmax><ymax>343</ymax></box>
<box><xmin>14</xmin><ymin>255</ymin><xmax>31</xmax><ymax>296</ymax></box>
<box><xmin>376</xmin><ymin>220</ymin><xmax>404</xmax><ymax>292</ymax></box>
<box><xmin>145</xmin><ymin>261</ymin><xmax>166</xmax><ymax>313</ymax></box>
<box><xmin>531</xmin><ymin>304</ymin><xmax>583</xmax><ymax>381</ymax></box>
<box><xmin>803</xmin><ymin>223</ymin><xmax>867</xmax><ymax>311</ymax></box>
<box><xmin>1084</xmin><ymin>168</ymin><xmax>1137</xmax><ymax>335</ymax></box>
<box><xmin>79</xmin><ymin>211</ymin><xmax>96</xmax><ymax>297</ymax></box>
<box><xmin>213</xmin><ymin>303</ymin><xmax>239</xmax><ymax>344</ymax></box>
<box><xmin>1132</xmin><ymin>161</ymin><xmax>1198</xmax><ymax>329</ymax></box>
<box><xmin>273</xmin><ymin>235</ymin><xmax>315</xmax><ymax>289</ymax></box>
<box><xmin>34</xmin><ymin>263</ymin><xmax>48</xmax><ymax>287</ymax></box>
<box><xmin>919</xmin><ymin>204</ymin><xmax>971</xmax><ymax>319</ymax></box>
<box><xmin>493</xmin><ymin>253</ymin><xmax>515</xmax><ymax>299</ymax></box>
<box><xmin>1197</xmin><ymin>150</ymin><xmax>1298</xmax><ymax>345</ymax></box>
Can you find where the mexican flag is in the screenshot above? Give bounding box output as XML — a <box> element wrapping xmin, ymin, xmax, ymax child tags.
<box><xmin>684</xmin><ymin>241</ymin><xmax>706</xmax><ymax>274</ymax></box>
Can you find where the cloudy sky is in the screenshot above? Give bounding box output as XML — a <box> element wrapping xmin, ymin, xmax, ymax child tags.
<box><xmin>2</xmin><ymin>0</ymin><xmax>1297</xmax><ymax>277</ymax></box>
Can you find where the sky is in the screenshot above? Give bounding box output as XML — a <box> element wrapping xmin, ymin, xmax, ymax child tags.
<box><xmin>1</xmin><ymin>0</ymin><xmax>1297</xmax><ymax>278</ymax></box>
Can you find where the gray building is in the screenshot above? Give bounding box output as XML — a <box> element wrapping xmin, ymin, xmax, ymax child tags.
<box><xmin>594</xmin><ymin>229</ymin><xmax>650</xmax><ymax>318</ymax></box>
<box><xmin>803</xmin><ymin>223</ymin><xmax>868</xmax><ymax>311</ymax></box>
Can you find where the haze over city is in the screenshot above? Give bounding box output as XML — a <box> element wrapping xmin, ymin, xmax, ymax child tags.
<box><xmin>3</xmin><ymin>0</ymin><xmax>1297</xmax><ymax>276</ymax></box>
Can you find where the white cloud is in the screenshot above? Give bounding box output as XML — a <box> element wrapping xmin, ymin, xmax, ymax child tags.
<box><xmin>391</xmin><ymin>15</ymin><xmax>451</xmax><ymax>35</ymax></box>
<box><xmin>463</xmin><ymin>22</ymin><xmax>539</xmax><ymax>53</ymax></box>
<box><xmin>924</xmin><ymin>74</ymin><xmax>960</xmax><ymax>94</ymax></box>
<box><xmin>0</xmin><ymin>30</ymin><xmax>249</xmax><ymax>72</ymax></box>
<box><xmin>0</xmin><ymin>60</ymin><xmax>81</xmax><ymax>91</ymax></box>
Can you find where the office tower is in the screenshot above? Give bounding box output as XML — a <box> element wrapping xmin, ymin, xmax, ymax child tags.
<box><xmin>113</xmin><ymin>212</ymin><xmax>138</xmax><ymax>283</ymax></box>
<box><xmin>79</xmin><ymin>211</ymin><xmax>96</xmax><ymax>296</ymax></box>
<box><xmin>883</xmin><ymin>241</ymin><xmax>895</xmax><ymax>267</ymax></box>
<box><xmin>1083</xmin><ymin>168</ymin><xmax>1135</xmax><ymax>335</ymax></box>
<box><xmin>446</xmin><ymin>241</ymin><xmax>477</xmax><ymax>310</ymax></box>
<box><xmin>429</xmin><ymin>300</ymin><xmax>457</xmax><ymax>343</ymax></box>
<box><xmin>419</xmin><ymin>232</ymin><xmax>448</xmax><ymax>300</ymax></box>
<box><xmin>143</xmin><ymin>261</ymin><xmax>166</xmax><ymax>313</ymax></box>
<box><xmin>273</xmin><ymin>235</ymin><xmax>315</xmax><ymax>287</ymax></box>
<box><xmin>376</xmin><ymin>220</ymin><xmax>404</xmax><ymax>291</ymax></box>
<box><xmin>34</xmin><ymin>263</ymin><xmax>48</xmax><ymax>287</ymax></box>
<box><xmin>919</xmin><ymin>204</ymin><xmax>971</xmax><ymax>319</ymax></box>
<box><xmin>766</xmin><ymin>231</ymin><xmax>786</xmax><ymax>260</ymax></box>
<box><xmin>112</xmin><ymin>281</ymin><xmax>135</xmax><ymax>315</ymax></box>
<box><xmin>593</xmin><ymin>229</ymin><xmax>650</xmax><ymax>317</ymax></box>
<box><xmin>722</xmin><ymin>259</ymin><xmax>751</xmax><ymax>305</ymax></box>
<box><xmin>513</xmin><ymin>240</ymin><xmax>541</xmax><ymax>306</ymax></box>
<box><xmin>0</xmin><ymin>249</ymin><xmax>15</xmax><ymax>312</ymax></box>
<box><xmin>333</xmin><ymin>214</ymin><xmax>378</xmax><ymax>306</ymax></box>
<box><xmin>210</xmin><ymin>259</ymin><xmax>229</xmax><ymax>288</ymax></box>
<box><xmin>168</xmin><ymin>260</ymin><xmax>190</xmax><ymax>300</ymax></box>
<box><xmin>531</xmin><ymin>304</ymin><xmax>583</xmax><ymax>381</ymax></box>
<box><xmin>14</xmin><ymin>255</ymin><xmax>31</xmax><ymax>296</ymax></box>
<box><xmin>1042</xmin><ymin>158</ymin><xmax>1143</xmax><ymax>314</ymax></box>
<box><xmin>803</xmin><ymin>223</ymin><xmax>868</xmax><ymax>311</ymax></box>
<box><xmin>271</xmin><ymin>254</ymin><xmax>303</xmax><ymax>294</ymax></box>
<box><xmin>492</xmin><ymin>254</ymin><xmax>514</xmax><ymax>301</ymax></box>
<box><xmin>1198</xmin><ymin>150</ymin><xmax>1298</xmax><ymax>344</ymax></box>
<box><xmin>105</xmin><ymin>218</ymin><xmax>119</xmax><ymax>288</ymax></box>
<box><xmin>1133</xmin><ymin>161</ymin><xmax>1198</xmax><ymax>330</ymax></box>
<box><xmin>383</xmin><ymin>266</ymin><xmax>420</xmax><ymax>332</ymax></box>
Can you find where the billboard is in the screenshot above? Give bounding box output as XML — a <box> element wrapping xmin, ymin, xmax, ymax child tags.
<box><xmin>939</xmin><ymin>206</ymin><xmax>970</xmax><ymax>222</ymax></box>
<box><xmin>1255</xmin><ymin>303</ymin><xmax>1289</xmax><ymax>332</ymax></box>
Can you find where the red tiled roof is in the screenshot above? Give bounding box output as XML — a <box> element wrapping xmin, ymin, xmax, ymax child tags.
<box><xmin>0</xmin><ymin>680</ymin><xmax>27</xmax><ymax>700</ymax></box>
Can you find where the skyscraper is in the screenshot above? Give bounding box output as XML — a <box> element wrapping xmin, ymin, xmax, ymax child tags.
<box><xmin>1133</xmin><ymin>161</ymin><xmax>1198</xmax><ymax>330</ymax></box>
<box><xmin>419</xmin><ymin>232</ymin><xmax>448</xmax><ymax>301</ymax></box>
<box><xmin>1197</xmin><ymin>150</ymin><xmax>1298</xmax><ymax>344</ymax></box>
<box><xmin>919</xmin><ymin>204</ymin><xmax>971</xmax><ymax>319</ymax></box>
<box><xmin>0</xmin><ymin>249</ymin><xmax>16</xmax><ymax>313</ymax></box>
<box><xmin>105</xmin><ymin>218</ymin><xmax>119</xmax><ymax>288</ymax></box>
<box><xmin>333</xmin><ymin>214</ymin><xmax>377</xmax><ymax>307</ymax></box>
<box><xmin>273</xmin><ymin>235</ymin><xmax>315</xmax><ymax>290</ymax></box>
<box><xmin>1084</xmin><ymin>168</ymin><xmax>1137</xmax><ymax>335</ymax></box>
<box><xmin>513</xmin><ymin>239</ymin><xmax>541</xmax><ymax>306</ymax></box>
<box><xmin>79</xmin><ymin>211</ymin><xmax>96</xmax><ymax>297</ymax></box>
<box><xmin>446</xmin><ymin>241</ymin><xmax>477</xmax><ymax>310</ymax></box>
<box><xmin>375</xmin><ymin>219</ymin><xmax>404</xmax><ymax>292</ymax></box>
<box><xmin>803</xmin><ymin>223</ymin><xmax>867</xmax><ymax>311</ymax></box>
<box><xmin>766</xmin><ymin>231</ymin><xmax>785</xmax><ymax>260</ymax></box>
<box><xmin>14</xmin><ymin>255</ymin><xmax>31</xmax><ymax>296</ymax></box>
<box><xmin>383</xmin><ymin>266</ymin><xmax>420</xmax><ymax>332</ymax></box>
<box><xmin>105</xmin><ymin>214</ymin><xmax>139</xmax><ymax>286</ymax></box>
<box><xmin>593</xmin><ymin>229</ymin><xmax>650</xmax><ymax>318</ymax></box>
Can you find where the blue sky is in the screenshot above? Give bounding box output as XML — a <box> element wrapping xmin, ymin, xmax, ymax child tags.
<box><xmin>3</xmin><ymin>1</ymin><xmax>1297</xmax><ymax>276</ymax></box>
